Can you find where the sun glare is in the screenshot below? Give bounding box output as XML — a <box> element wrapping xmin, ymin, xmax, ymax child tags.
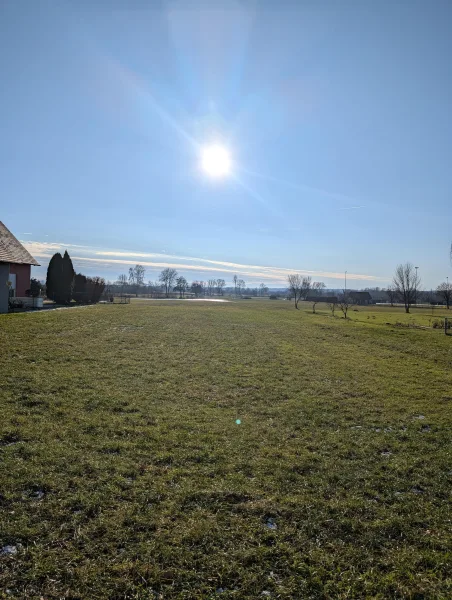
<box><xmin>201</xmin><ymin>144</ymin><xmax>232</xmax><ymax>178</ymax></box>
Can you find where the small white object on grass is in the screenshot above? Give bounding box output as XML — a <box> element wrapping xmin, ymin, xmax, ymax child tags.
<box><xmin>266</xmin><ymin>518</ymin><xmax>277</xmax><ymax>530</ymax></box>
<box><xmin>1</xmin><ymin>546</ymin><xmax>18</xmax><ymax>556</ymax></box>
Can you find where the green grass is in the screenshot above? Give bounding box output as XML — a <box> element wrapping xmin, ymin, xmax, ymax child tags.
<box><xmin>298</xmin><ymin>300</ymin><xmax>451</xmax><ymax>327</ymax></box>
<box><xmin>0</xmin><ymin>300</ymin><xmax>451</xmax><ymax>599</ymax></box>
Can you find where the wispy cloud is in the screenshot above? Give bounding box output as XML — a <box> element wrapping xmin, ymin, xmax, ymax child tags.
<box><xmin>22</xmin><ymin>240</ymin><xmax>384</xmax><ymax>284</ymax></box>
<box><xmin>339</xmin><ymin>206</ymin><xmax>367</xmax><ymax>210</ymax></box>
<box><xmin>20</xmin><ymin>241</ymin><xmax>90</xmax><ymax>258</ymax></box>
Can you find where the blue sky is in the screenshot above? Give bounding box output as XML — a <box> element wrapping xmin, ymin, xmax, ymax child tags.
<box><xmin>1</xmin><ymin>0</ymin><xmax>451</xmax><ymax>288</ymax></box>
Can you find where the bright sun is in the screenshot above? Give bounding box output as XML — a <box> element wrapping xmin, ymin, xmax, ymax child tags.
<box><xmin>201</xmin><ymin>144</ymin><xmax>232</xmax><ymax>178</ymax></box>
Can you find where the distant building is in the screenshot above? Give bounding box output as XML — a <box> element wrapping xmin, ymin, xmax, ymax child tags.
<box><xmin>349</xmin><ymin>291</ymin><xmax>373</xmax><ymax>305</ymax></box>
<box><xmin>306</xmin><ymin>295</ymin><xmax>339</xmax><ymax>304</ymax></box>
<box><xmin>366</xmin><ymin>289</ymin><xmax>389</xmax><ymax>303</ymax></box>
<box><xmin>0</xmin><ymin>222</ymin><xmax>40</xmax><ymax>313</ymax></box>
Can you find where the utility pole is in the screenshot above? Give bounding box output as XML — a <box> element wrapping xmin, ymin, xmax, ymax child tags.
<box><xmin>345</xmin><ymin>271</ymin><xmax>347</xmax><ymax>293</ymax></box>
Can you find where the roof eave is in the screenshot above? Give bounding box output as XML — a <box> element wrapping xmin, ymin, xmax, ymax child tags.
<box><xmin>0</xmin><ymin>259</ymin><xmax>40</xmax><ymax>267</ymax></box>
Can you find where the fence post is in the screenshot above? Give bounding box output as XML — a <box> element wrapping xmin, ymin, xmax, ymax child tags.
<box><xmin>446</xmin><ymin>317</ymin><xmax>449</xmax><ymax>335</ymax></box>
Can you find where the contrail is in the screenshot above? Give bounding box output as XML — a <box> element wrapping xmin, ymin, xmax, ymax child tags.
<box><xmin>238</xmin><ymin>166</ymin><xmax>358</xmax><ymax>204</ymax></box>
<box><xmin>339</xmin><ymin>205</ymin><xmax>367</xmax><ymax>210</ymax></box>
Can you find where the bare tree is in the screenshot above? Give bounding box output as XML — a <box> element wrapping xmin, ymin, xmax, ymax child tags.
<box><xmin>117</xmin><ymin>274</ymin><xmax>128</xmax><ymax>294</ymax></box>
<box><xmin>386</xmin><ymin>285</ymin><xmax>397</xmax><ymax>306</ymax></box>
<box><xmin>216</xmin><ymin>279</ymin><xmax>226</xmax><ymax>296</ymax></box>
<box><xmin>437</xmin><ymin>282</ymin><xmax>452</xmax><ymax>309</ymax></box>
<box><xmin>134</xmin><ymin>265</ymin><xmax>145</xmax><ymax>287</ymax></box>
<box><xmin>287</xmin><ymin>274</ymin><xmax>311</xmax><ymax>309</ymax></box>
<box><xmin>237</xmin><ymin>279</ymin><xmax>246</xmax><ymax>296</ymax></box>
<box><xmin>393</xmin><ymin>263</ymin><xmax>421</xmax><ymax>313</ymax></box>
<box><xmin>175</xmin><ymin>276</ymin><xmax>188</xmax><ymax>299</ymax></box>
<box><xmin>126</xmin><ymin>265</ymin><xmax>145</xmax><ymax>296</ymax></box>
<box><xmin>259</xmin><ymin>283</ymin><xmax>269</xmax><ymax>297</ymax></box>
<box><xmin>131</xmin><ymin>265</ymin><xmax>145</xmax><ymax>296</ymax></box>
<box><xmin>233</xmin><ymin>275</ymin><xmax>238</xmax><ymax>296</ymax></box>
<box><xmin>159</xmin><ymin>268</ymin><xmax>178</xmax><ymax>297</ymax></box>
<box><xmin>327</xmin><ymin>298</ymin><xmax>337</xmax><ymax>316</ymax></box>
<box><xmin>310</xmin><ymin>282</ymin><xmax>326</xmax><ymax>313</ymax></box>
<box><xmin>338</xmin><ymin>290</ymin><xmax>352</xmax><ymax>319</ymax></box>
<box><xmin>301</xmin><ymin>276</ymin><xmax>312</xmax><ymax>300</ymax></box>
<box><xmin>207</xmin><ymin>279</ymin><xmax>216</xmax><ymax>296</ymax></box>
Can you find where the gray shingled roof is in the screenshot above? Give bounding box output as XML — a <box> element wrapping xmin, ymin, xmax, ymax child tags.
<box><xmin>0</xmin><ymin>222</ymin><xmax>40</xmax><ymax>266</ymax></box>
<box><xmin>349</xmin><ymin>291</ymin><xmax>372</xmax><ymax>299</ymax></box>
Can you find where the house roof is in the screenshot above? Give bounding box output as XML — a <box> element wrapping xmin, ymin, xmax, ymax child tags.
<box><xmin>307</xmin><ymin>295</ymin><xmax>338</xmax><ymax>303</ymax></box>
<box><xmin>0</xmin><ymin>222</ymin><xmax>40</xmax><ymax>266</ymax></box>
<box><xmin>349</xmin><ymin>291</ymin><xmax>372</xmax><ymax>299</ymax></box>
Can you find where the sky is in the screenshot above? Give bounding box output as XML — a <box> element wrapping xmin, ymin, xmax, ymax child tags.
<box><xmin>1</xmin><ymin>0</ymin><xmax>451</xmax><ymax>289</ymax></box>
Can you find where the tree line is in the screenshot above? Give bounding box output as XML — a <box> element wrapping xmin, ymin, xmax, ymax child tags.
<box><xmin>43</xmin><ymin>254</ymin><xmax>451</xmax><ymax>313</ymax></box>
<box><xmin>46</xmin><ymin>251</ymin><xmax>105</xmax><ymax>305</ymax></box>
<box><xmin>113</xmin><ymin>265</ymin><xmax>270</xmax><ymax>298</ymax></box>
<box><xmin>111</xmin><ymin>261</ymin><xmax>452</xmax><ymax>311</ymax></box>
<box><xmin>287</xmin><ymin>261</ymin><xmax>452</xmax><ymax>314</ymax></box>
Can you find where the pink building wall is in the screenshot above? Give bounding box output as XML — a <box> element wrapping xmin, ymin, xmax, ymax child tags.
<box><xmin>9</xmin><ymin>263</ymin><xmax>31</xmax><ymax>296</ymax></box>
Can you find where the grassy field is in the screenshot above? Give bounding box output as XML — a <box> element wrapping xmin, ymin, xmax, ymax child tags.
<box><xmin>0</xmin><ymin>300</ymin><xmax>451</xmax><ymax>599</ymax></box>
<box><xmin>302</xmin><ymin>301</ymin><xmax>451</xmax><ymax>329</ymax></box>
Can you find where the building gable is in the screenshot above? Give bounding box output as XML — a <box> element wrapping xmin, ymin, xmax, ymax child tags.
<box><xmin>0</xmin><ymin>222</ymin><xmax>40</xmax><ymax>266</ymax></box>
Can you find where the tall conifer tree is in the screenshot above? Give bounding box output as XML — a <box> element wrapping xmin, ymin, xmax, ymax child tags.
<box><xmin>46</xmin><ymin>252</ymin><xmax>63</xmax><ymax>302</ymax></box>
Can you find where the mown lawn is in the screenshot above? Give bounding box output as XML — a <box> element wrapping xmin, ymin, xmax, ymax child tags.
<box><xmin>0</xmin><ymin>300</ymin><xmax>451</xmax><ymax>599</ymax></box>
<box><xmin>300</xmin><ymin>301</ymin><xmax>451</xmax><ymax>329</ymax></box>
